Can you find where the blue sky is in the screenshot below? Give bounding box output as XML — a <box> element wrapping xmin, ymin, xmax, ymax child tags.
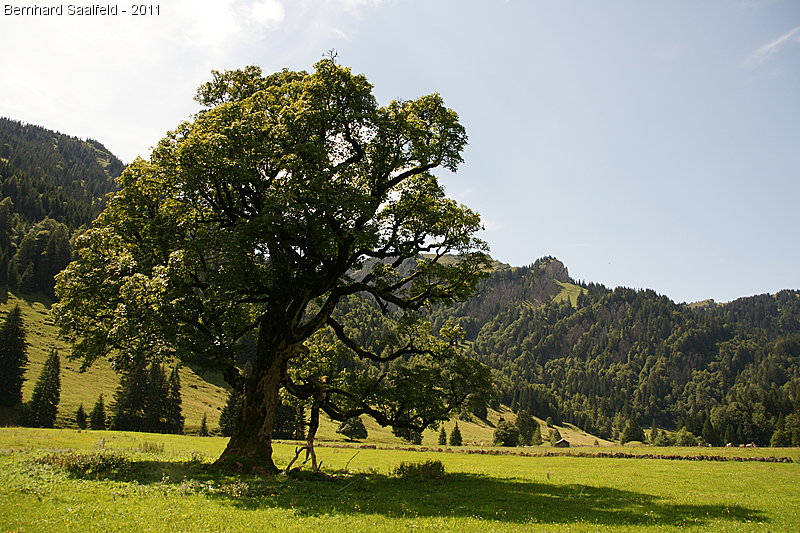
<box><xmin>1</xmin><ymin>0</ymin><xmax>798</xmax><ymax>303</ymax></box>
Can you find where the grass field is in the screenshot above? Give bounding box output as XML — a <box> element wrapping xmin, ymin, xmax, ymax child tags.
<box><xmin>1</xmin><ymin>428</ymin><xmax>798</xmax><ymax>532</ymax></box>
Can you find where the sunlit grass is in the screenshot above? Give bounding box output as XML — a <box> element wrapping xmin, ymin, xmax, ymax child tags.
<box><xmin>1</xmin><ymin>428</ymin><xmax>798</xmax><ymax>532</ymax></box>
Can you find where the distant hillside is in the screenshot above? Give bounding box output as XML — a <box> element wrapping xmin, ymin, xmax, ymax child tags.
<box><xmin>0</xmin><ymin>117</ymin><xmax>123</xmax><ymax>298</ymax></box>
<box><xmin>429</xmin><ymin>257</ymin><xmax>800</xmax><ymax>446</ymax></box>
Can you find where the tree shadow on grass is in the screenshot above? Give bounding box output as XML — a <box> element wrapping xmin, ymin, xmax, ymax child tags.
<box><xmin>60</xmin><ymin>458</ymin><xmax>767</xmax><ymax>528</ymax></box>
<box><xmin>225</xmin><ymin>473</ymin><xmax>765</xmax><ymax>528</ymax></box>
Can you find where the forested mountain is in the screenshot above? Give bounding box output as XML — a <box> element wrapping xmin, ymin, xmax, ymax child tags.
<box><xmin>0</xmin><ymin>117</ymin><xmax>122</xmax><ymax>298</ymax></box>
<box><xmin>432</xmin><ymin>257</ymin><xmax>800</xmax><ymax>446</ymax></box>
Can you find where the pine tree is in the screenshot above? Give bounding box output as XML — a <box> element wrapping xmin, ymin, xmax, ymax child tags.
<box><xmin>438</xmin><ymin>426</ymin><xmax>447</xmax><ymax>445</ymax></box>
<box><xmin>0</xmin><ymin>305</ymin><xmax>27</xmax><ymax>408</ymax></box>
<box><xmin>112</xmin><ymin>359</ymin><xmax>148</xmax><ymax>430</ymax></box>
<box><xmin>26</xmin><ymin>349</ymin><xmax>61</xmax><ymax>427</ymax></box>
<box><xmin>531</xmin><ymin>422</ymin><xmax>543</xmax><ymax>445</ymax></box>
<box><xmin>90</xmin><ymin>394</ymin><xmax>106</xmax><ymax>430</ymax></box>
<box><xmin>76</xmin><ymin>403</ymin><xmax>87</xmax><ymax>429</ymax></box>
<box><xmin>515</xmin><ymin>409</ymin><xmax>535</xmax><ymax>445</ymax></box>
<box><xmin>164</xmin><ymin>365</ymin><xmax>184</xmax><ymax>434</ymax></box>
<box><xmin>449</xmin><ymin>422</ymin><xmax>463</xmax><ymax>446</ymax></box>
<box><xmin>724</xmin><ymin>423</ymin><xmax>736</xmax><ymax>445</ymax></box>
<box><xmin>620</xmin><ymin>418</ymin><xmax>645</xmax><ymax>444</ymax></box>
<box><xmin>702</xmin><ymin>416</ymin><xmax>719</xmax><ymax>446</ymax></box>
<box><xmin>549</xmin><ymin>427</ymin><xmax>562</xmax><ymax>445</ymax></box>
<box><xmin>219</xmin><ymin>389</ymin><xmax>242</xmax><ymax>437</ymax></box>
<box><xmin>199</xmin><ymin>413</ymin><xmax>209</xmax><ymax>436</ymax></box>
<box><xmin>144</xmin><ymin>362</ymin><xmax>166</xmax><ymax>432</ymax></box>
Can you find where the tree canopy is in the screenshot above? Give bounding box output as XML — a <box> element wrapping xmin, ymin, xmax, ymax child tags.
<box><xmin>54</xmin><ymin>59</ymin><xmax>492</xmax><ymax>472</ymax></box>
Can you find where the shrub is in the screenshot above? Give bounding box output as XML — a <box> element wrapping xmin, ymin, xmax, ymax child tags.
<box><xmin>337</xmin><ymin>416</ymin><xmax>368</xmax><ymax>441</ymax></box>
<box><xmin>674</xmin><ymin>427</ymin><xmax>698</xmax><ymax>446</ymax></box>
<box><xmin>36</xmin><ymin>452</ymin><xmax>131</xmax><ymax>479</ymax></box>
<box><xmin>138</xmin><ymin>441</ymin><xmax>165</xmax><ymax>454</ymax></box>
<box><xmin>393</xmin><ymin>460</ymin><xmax>446</xmax><ymax>481</ymax></box>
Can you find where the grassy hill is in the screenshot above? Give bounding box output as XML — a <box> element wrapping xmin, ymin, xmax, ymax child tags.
<box><xmin>1</xmin><ymin>293</ymin><xmax>228</xmax><ymax>432</ymax></box>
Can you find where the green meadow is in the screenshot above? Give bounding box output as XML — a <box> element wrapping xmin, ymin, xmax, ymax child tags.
<box><xmin>1</xmin><ymin>428</ymin><xmax>798</xmax><ymax>532</ymax></box>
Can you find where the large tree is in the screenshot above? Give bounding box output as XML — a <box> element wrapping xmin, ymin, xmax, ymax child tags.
<box><xmin>54</xmin><ymin>59</ymin><xmax>492</xmax><ymax>473</ymax></box>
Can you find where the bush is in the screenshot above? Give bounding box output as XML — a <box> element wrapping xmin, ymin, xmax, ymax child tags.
<box><xmin>36</xmin><ymin>452</ymin><xmax>132</xmax><ymax>479</ymax></box>
<box><xmin>337</xmin><ymin>416</ymin><xmax>368</xmax><ymax>441</ymax></box>
<box><xmin>393</xmin><ymin>460</ymin><xmax>446</xmax><ymax>481</ymax></box>
<box><xmin>674</xmin><ymin>427</ymin><xmax>698</xmax><ymax>446</ymax></box>
<box><xmin>494</xmin><ymin>418</ymin><xmax>520</xmax><ymax>447</ymax></box>
<box><xmin>138</xmin><ymin>441</ymin><xmax>165</xmax><ymax>454</ymax></box>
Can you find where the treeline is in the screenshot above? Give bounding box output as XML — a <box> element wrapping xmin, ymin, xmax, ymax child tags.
<box><xmin>432</xmin><ymin>257</ymin><xmax>800</xmax><ymax>446</ymax></box>
<box><xmin>0</xmin><ymin>117</ymin><xmax>121</xmax><ymax>299</ymax></box>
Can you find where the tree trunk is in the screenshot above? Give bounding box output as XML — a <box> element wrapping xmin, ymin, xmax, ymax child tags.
<box><xmin>215</xmin><ymin>324</ymin><xmax>291</xmax><ymax>474</ymax></box>
<box><xmin>304</xmin><ymin>391</ymin><xmax>323</xmax><ymax>472</ymax></box>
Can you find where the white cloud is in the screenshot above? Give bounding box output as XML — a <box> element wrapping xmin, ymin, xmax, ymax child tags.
<box><xmin>746</xmin><ymin>23</ymin><xmax>800</xmax><ymax>66</ymax></box>
<box><xmin>330</xmin><ymin>27</ymin><xmax>350</xmax><ymax>40</ymax></box>
<box><xmin>339</xmin><ymin>0</ymin><xmax>390</xmax><ymax>13</ymax></box>
<box><xmin>251</xmin><ymin>0</ymin><xmax>286</xmax><ymax>26</ymax></box>
<box><xmin>0</xmin><ymin>0</ymin><xmax>290</xmax><ymax>162</ymax></box>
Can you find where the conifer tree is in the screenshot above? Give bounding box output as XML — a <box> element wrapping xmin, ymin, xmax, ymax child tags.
<box><xmin>0</xmin><ymin>305</ymin><xmax>27</xmax><ymax>408</ymax></box>
<box><xmin>219</xmin><ymin>389</ymin><xmax>242</xmax><ymax>437</ymax></box>
<box><xmin>702</xmin><ymin>416</ymin><xmax>719</xmax><ymax>446</ymax></box>
<box><xmin>144</xmin><ymin>362</ymin><xmax>166</xmax><ymax>432</ymax></box>
<box><xmin>76</xmin><ymin>403</ymin><xmax>87</xmax><ymax>429</ymax></box>
<box><xmin>649</xmin><ymin>419</ymin><xmax>658</xmax><ymax>444</ymax></box>
<box><xmin>531</xmin><ymin>422</ymin><xmax>543</xmax><ymax>445</ymax></box>
<box><xmin>549</xmin><ymin>427</ymin><xmax>562</xmax><ymax>445</ymax></box>
<box><xmin>164</xmin><ymin>365</ymin><xmax>184</xmax><ymax>434</ymax></box>
<box><xmin>724</xmin><ymin>423</ymin><xmax>736</xmax><ymax>445</ymax></box>
<box><xmin>515</xmin><ymin>409</ymin><xmax>536</xmax><ymax>445</ymax></box>
<box><xmin>26</xmin><ymin>349</ymin><xmax>61</xmax><ymax>427</ymax></box>
<box><xmin>199</xmin><ymin>413</ymin><xmax>209</xmax><ymax>436</ymax></box>
<box><xmin>438</xmin><ymin>426</ymin><xmax>447</xmax><ymax>445</ymax></box>
<box><xmin>620</xmin><ymin>418</ymin><xmax>645</xmax><ymax>444</ymax></box>
<box><xmin>111</xmin><ymin>359</ymin><xmax>148</xmax><ymax>430</ymax></box>
<box><xmin>449</xmin><ymin>421</ymin><xmax>463</xmax><ymax>446</ymax></box>
<box><xmin>90</xmin><ymin>394</ymin><xmax>106</xmax><ymax>430</ymax></box>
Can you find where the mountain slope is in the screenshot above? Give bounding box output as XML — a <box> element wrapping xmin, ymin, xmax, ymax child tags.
<box><xmin>438</xmin><ymin>258</ymin><xmax>800</xmax><ymax>445</ymax></box>
<box><xmin>1</xmin><ymin>117</ymin><xmax>123</xmax><ymax>298</ymax></box>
